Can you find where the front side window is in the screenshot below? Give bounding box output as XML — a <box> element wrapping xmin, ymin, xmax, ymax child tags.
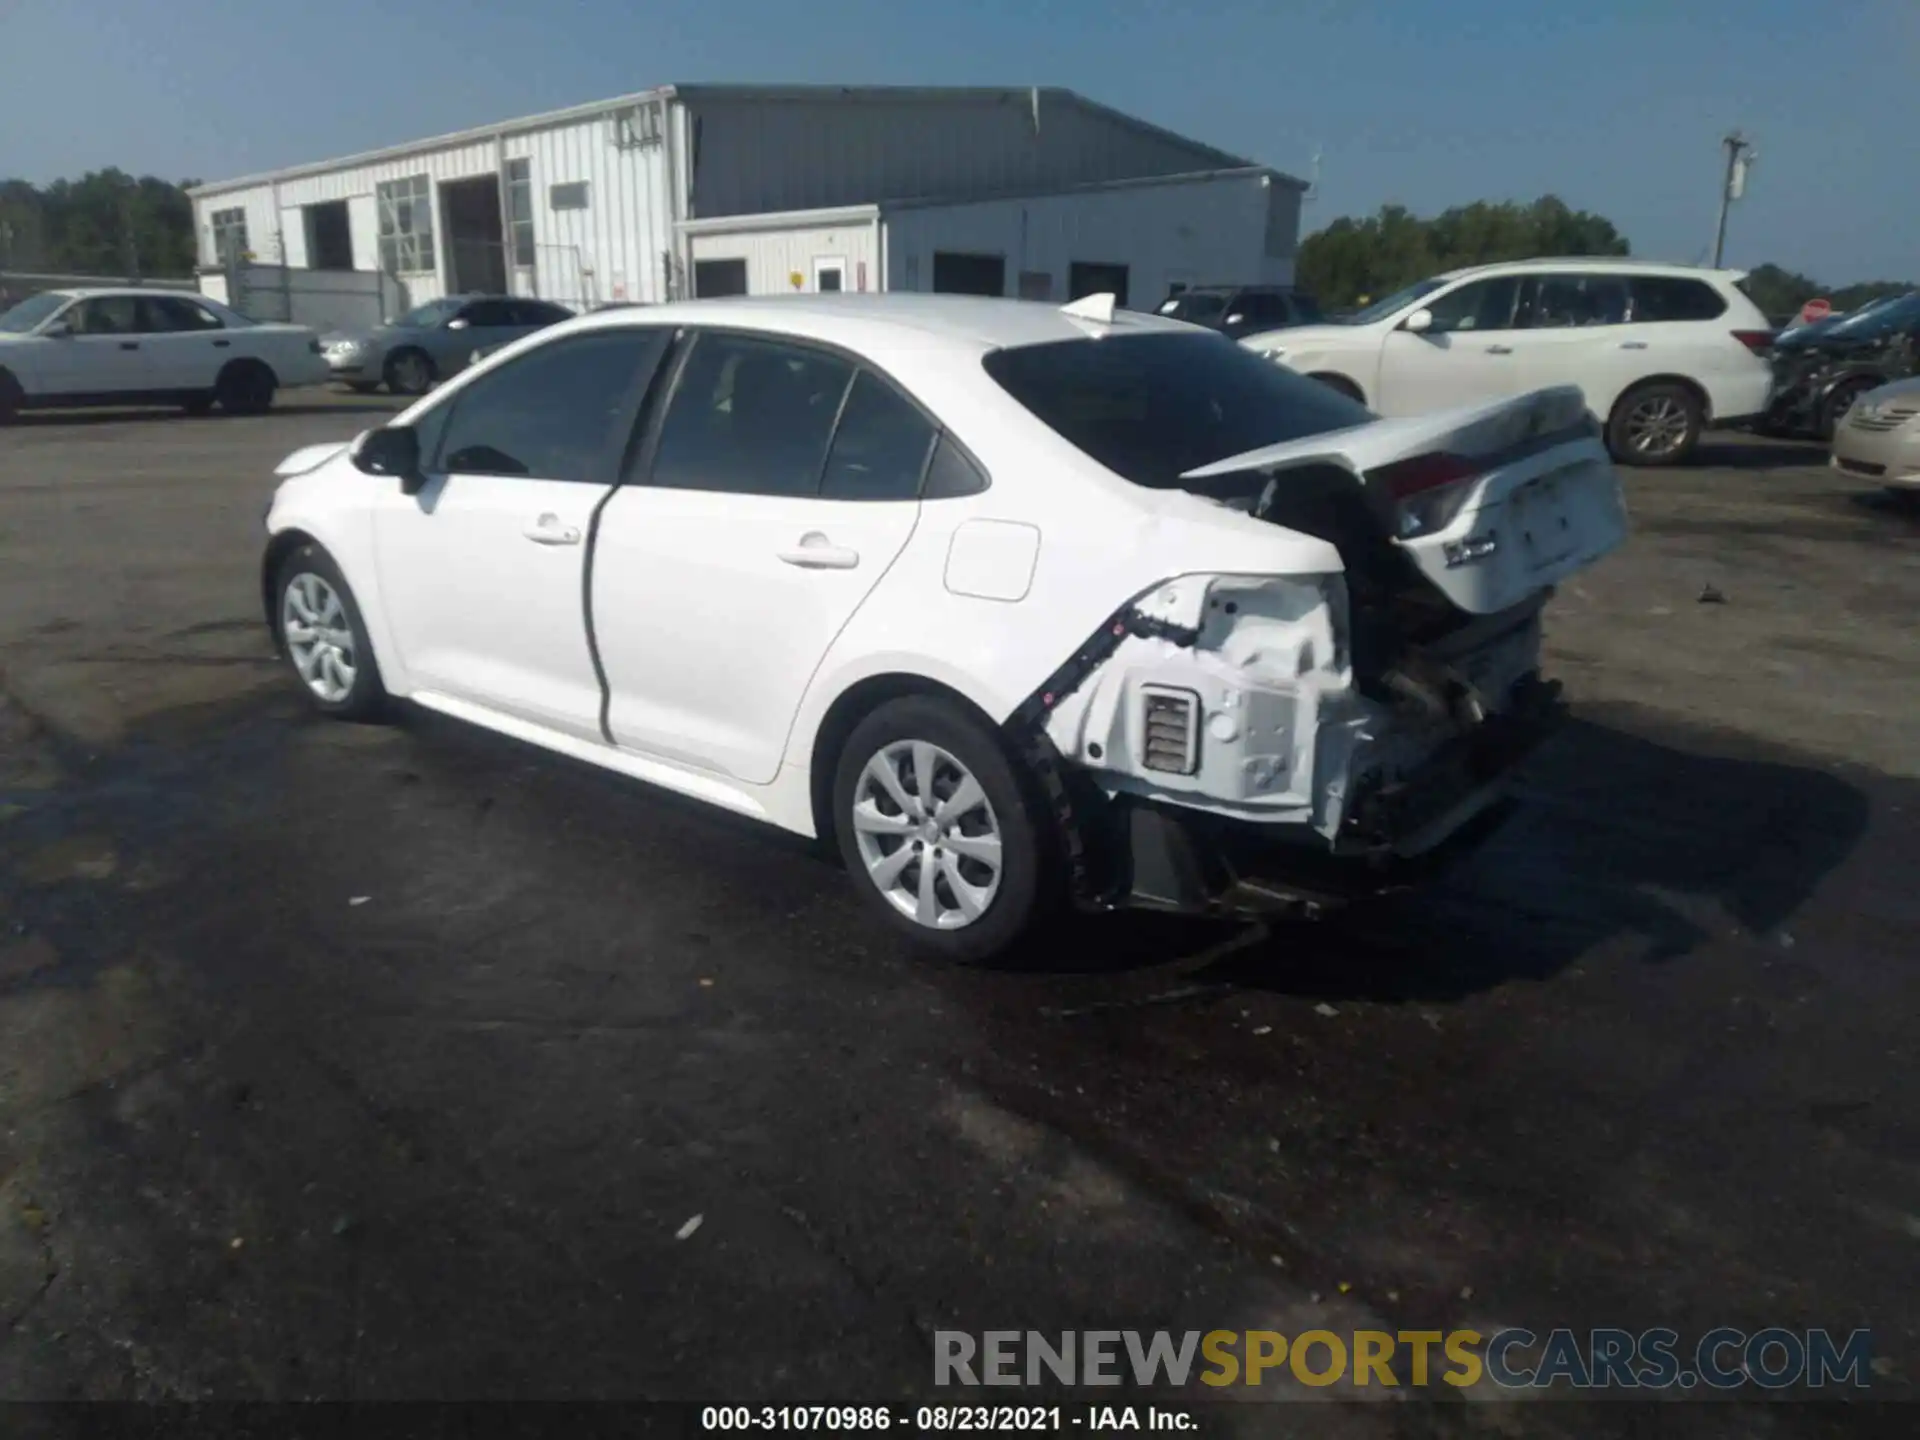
<box><xmin>70</xmin><ymin>296</ymin><xmax>141</xmax><ymax>335</ymax></box>
<box><xmin>376</xmin><ymin>175</ymin><xmax>436</xmax><ymax>276</ymax></box>
<box><xmin>648</xmin><ymin>333</ymin><xmax>854</xmax><ymax>497</ymax></box>
<box><xmin>820</xmin><ymin>371</ymin><xmax>937</xmax><ymax>501</ymax></box>
<box><xmin>1343</xmin><ymin>278</ymin><xmax>1447</xmax><ymax>326</ymax></box>
<box><xmin>514</xmin><ymin>301</ymin><xmax>573</xmax><ymax>326</ymax></box>
<box><xmin>431</xmin><ymin>328</ymin><xmax>670</xmax><ymax>483</ymax></box>
<box><xmin>393</xmin><ymin>298</ymin><xmax>463</xmax><ymax>330</ymax></box>
<box><xmin>982</xmin><ymin>331</ymin><xmax>1372</xmax><ymax>497</ymax></box>
<box><xmin>1423</xmin><ymin>276</ymin><xmax>1521</xmax><ymax>333</ymax></box>
<box><xmin>458</xmin><ymin>300</ymin><xmax>516</xmax><ymax>328</ymax></box>
<box><xmin>1159</xmin><ymin>291</ymin><xmax>1229</xmax><ymax>325</ymax></box>
<box><xmin>1232</xmin><ymin>292</ymin><xmax>1292</xmax><ymax>328</ymax></box>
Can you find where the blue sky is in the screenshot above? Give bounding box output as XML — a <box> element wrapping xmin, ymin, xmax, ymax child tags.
<box><xmin>3</xmin><ymin>0</ymin><xmax>1910</xmax><ymax>283</ymax></box>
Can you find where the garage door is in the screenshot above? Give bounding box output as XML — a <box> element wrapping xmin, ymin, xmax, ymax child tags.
<box><xmin>694</xmin><ymin>259</ymin><xmax>748</xmax><ymax>298</ymax></box>
<box><xmin>932</xmin><ymin>252</ymin><xmax>1005</xmax><ymax>297</ymax></box>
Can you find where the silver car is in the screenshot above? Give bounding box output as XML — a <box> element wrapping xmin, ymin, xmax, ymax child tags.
<box><xmin>322</xmin><ymin>295</ymin><xmax>575</xmax><ymax>395</ymax></box>
<box><xmin>1831</xmin><ymin>375</ymin><xmax>1920</xmax><ymax>492</ymax></box>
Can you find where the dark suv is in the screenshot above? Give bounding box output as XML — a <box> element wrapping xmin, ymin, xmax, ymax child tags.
<box><xmin>1154</xmin><ymin>285</ymin><xmax>1321</xmax><ymax>338</ymax></box>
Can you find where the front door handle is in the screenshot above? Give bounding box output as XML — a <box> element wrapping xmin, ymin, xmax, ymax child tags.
<box><xmin>119</xmin><ymin>341</ymin><xmax>140</xmax><ymax>351</ymax></box>
<box><xmin>523</xmin><ymin>514</ymin><xmax>582</xmax><ymax>546</ymax></box>
<box><xmin>1485</xmin><ymin>344</ymin><xmax>1513</xmax><ymax>355</ymax></box>
<box><xmin>778</xmin><ymin>532</ymin><xmax>860</xmax><ymax>569</ymax></box>
<box><xmin>1619</xmin><ymin>340</ymin><xmax>1648</xmax><ymax>350</ymax></box>
<box><xmin>213</xmin><ymin>339</ymin><xmax>231</xmax><ymax>348</ymax></box>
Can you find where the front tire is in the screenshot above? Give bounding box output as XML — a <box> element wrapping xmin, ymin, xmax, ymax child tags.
<box><xmin>274</xmin><ymin>543</ymin><xmax>387</xmax><ymax>721</ymax></box>
<box><xmin>1821</xmin><ymin>377</ymin><xmax>1880</xmax><ymax>442</ymax></box>
<box><xmin>832</xmin><ymin>695</ymin><xmax>1060</xmax><ymax>964</ymax></box>
<box><xmin>0</xmin><ymin>368</ymin><xmax>21</xmax><ymax>424</ymax></box>
<box><xmin>1607</xmin><ymin>381</ymin><xmax>1702</xmax><ymax>466</ymax></box>
<box><xmin>384</xmin><ymin>349</ymin><xmax>436</xmax><ymax>396</ymax></box>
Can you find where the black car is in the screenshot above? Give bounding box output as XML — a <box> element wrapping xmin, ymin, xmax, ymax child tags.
<box><xmin>1765</xmin><ymin>291</ymin><xmax>1920</xmax><ymax>439</ymax></box>
<box><xmin>1154</xmin><ymin>284</ymin><xmax>1321</xmax><ymax>339</ymax></box>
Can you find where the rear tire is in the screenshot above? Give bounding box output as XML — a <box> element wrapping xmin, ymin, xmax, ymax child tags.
<box><xmin>273</xmin><ymin>543</ymin><xmax>388</xmax><ymax>722</ymax></box>
<box><xmin>831</xmin><ymin>695</ymin><xmax>1061</xmax><ymax>965</ymax></box>
<box><xmin>1607</xmin><ymin>381</ymin><xmax>1702</xmax><ymax>466</ymax></box>
<box><xmin>215</xmin><ymin>360</ymin><xmax>277</xmax><ymax>416</ymax></box>
<box><xmin>0</xmin><ymin>369</ymin><xmax>20</xmax><ymax>424</ymax></box>
<box><xmin>384</xmin><ymin>348</ymin><xmax>435</xmax><ymax>396</ymax></box>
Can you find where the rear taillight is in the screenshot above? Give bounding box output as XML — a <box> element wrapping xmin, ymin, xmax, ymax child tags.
<box><xmin>1368</xmin><ymin>451</ymin><xmax>1480</xmax><ymax>538</ymax></box>
<box><xmin>1731</xmin><ymin>329</ymin><xmax>1774</xmax><ymax>356</ymax></box>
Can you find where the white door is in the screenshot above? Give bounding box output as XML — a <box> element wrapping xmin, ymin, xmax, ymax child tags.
<box><xmin>812</xmin><ymin>256</ymin><xmax>846</xmax><ymax>293</ymax></box>
<box><xmin>1497</xmin><ymin>272</ymin><xmax>1637</xmax><ymax>415</ymax></box>
<box><xmin>371</xmin><ymin>326</ymin><xmax>673</xmax><ymax>740</ymax></box>
<box><xmin>136</xmin><ymin>294</ymin><xmax>232</xmax><ymax>390</ymax></box>
<box><xmin>593</xmin><ymin>332</ymin><xmax>930</xmax><ymax>783</ymax></box>
<box><xmin>1376</xmin><ymin>274</ymin><xmax>1526</xmax><ymax>415</ymax></box>
<box><xmin>40</xmin><ymin>296</ymin><xmax>154</xmax><ymax>396</ymax></box>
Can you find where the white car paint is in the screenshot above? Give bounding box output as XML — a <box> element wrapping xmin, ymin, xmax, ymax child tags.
<box><xmin>262</xmin><ymin>294</ymin><xmax>1629</xmax><ymax>949</ymax></box>
<box><xmin>1240</xmin><ymin>259</ymin><xmax>1774</xmax><ymax>441</ymax></box>
<box><xmin>0</xmin><ymin>287</ymin><xmax>327</xmax><ymax>410</ymax></box>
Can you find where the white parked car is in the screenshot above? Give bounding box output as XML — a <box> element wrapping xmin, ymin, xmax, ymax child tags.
<box><xmin>260</xmin><ymin>293</ymin><xmax>1627</xmax><ymax>962</ymax></box>
<box><xmin>0</xmin><ymin>287</ymin><xmax>328</xmax><ymax>421</ymax></box>
<box><xmin>1242</xmin><ymin>260</ymin><xmax>1776</xmax><ymax>466</ymax></box>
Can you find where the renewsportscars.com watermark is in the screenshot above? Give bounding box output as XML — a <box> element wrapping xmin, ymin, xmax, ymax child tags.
<box><xmin>935</xmin><ymin>1328</ymin><xmax>1877</xmax><ymax>1392</ymax></box>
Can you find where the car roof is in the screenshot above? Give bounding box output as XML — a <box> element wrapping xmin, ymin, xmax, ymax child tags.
<box><xmin>40</xmin><ymin>287</ymin><xmax>212</xmax><ymax>301</ymax></box>
<box><xmin>1432</xmin><ymin>258</ymin><xmax>1747</xmax><ymax>284</ymax></box>
<box><xmin>564</xmin><ymin>292</ymin><xmax>1198</xmax><ymax>354</ymax></box>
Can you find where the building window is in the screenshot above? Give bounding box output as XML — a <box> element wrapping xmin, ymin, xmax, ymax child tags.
<box><xmin>549</xmin><ymin>181</ymin><xmax>590</xmax><ymax>212</ymax></box>
<box><xmin>210</xmin><ymin>208</ymin><xmax>249</xmax><ymax>268</ymax></box>
<box><xmin>376</xmin><ymin>174</ymin><xmax>436</xmax><ymax>276</ymax></box>
<box><xmin>506</xmin><ymin>159</ymin><xmax>535</xmax><ymax>268</ymax></box>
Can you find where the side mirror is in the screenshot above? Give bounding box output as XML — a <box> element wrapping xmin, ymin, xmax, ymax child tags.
<box><xmin>352</xmin><ymin>425</ymin><xmax>425</xmax><ymax>495</ymax></box>
<box><xmin>42</xmin><ymin>320</ymin><xmax>72</xmax><ymax>339</ymax></box>
<box><xmin>447</xmin><ymin>317</ymin><xmax>471</xmax><ymax>331</ymax></box>
<box><xmin>1402</xmin><ymin>308</ymin><xmax>1435</xmax><ymax>335</ymax></box>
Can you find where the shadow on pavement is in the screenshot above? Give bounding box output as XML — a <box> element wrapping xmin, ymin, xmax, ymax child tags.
<box><xmin>1691</xmin><ymin>437</ymin><xmax>1830</xmax><ymax>471</ymax></box>
<box><xmin>1011</xmin><ymin>710</ymin><xmax>1871</xmax><ymax>1005</ymax></box>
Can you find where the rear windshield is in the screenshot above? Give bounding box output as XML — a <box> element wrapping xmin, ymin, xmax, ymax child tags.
<box><xmin>982</xmin><ymin>331</ymin><xmax>1374</xmax><ymax>494</ymax></box>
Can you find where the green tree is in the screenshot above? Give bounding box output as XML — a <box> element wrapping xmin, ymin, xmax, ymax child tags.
<box><xmin>0</xmin><ymin>170</ymin><xmax>199</xmax><ymax>278</ymax></box>
<box><xmin>1297</xmin><ymin>195</ymin><xmax>1629</xmax><ymax>308</ymax></box>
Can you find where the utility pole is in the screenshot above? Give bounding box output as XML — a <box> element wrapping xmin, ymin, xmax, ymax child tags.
<box><xmin>1711</xmin><ymin>131</ymin><xmax>1754</xmax><ymax>268</ymax></box>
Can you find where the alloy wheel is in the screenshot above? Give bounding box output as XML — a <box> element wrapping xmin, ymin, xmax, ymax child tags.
<box><xmin>281</xmin><ymin>572</ymin><xmax>357</xmax><ymax>703</ymax></box>
<box><xmin>1624</xmin><ymin>394</ymin><xmax>1691</xmax><ymax>460</ymax></box>
<box><xmin>850</xmin><ymin>740</ymin><xmax>1004</xmax><ymax>930</ymax></box>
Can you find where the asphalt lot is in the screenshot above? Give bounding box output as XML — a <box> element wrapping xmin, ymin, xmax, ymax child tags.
<box><xmin>1</xmin><ymin>392</ymin><xmax>1917</xmax><ymax>1433</ymax></box>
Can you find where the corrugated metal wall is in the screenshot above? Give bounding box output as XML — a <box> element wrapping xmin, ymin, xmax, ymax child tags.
<box><xmin>193</xmin><ymin>114</ymin><xmax>675</xmax><ymax>310</ymax></box>
<box><xmin>687</xmin><ymin>219</ymin><xmax>879</xmax><ymax>296</ymax></box>
<box><xmin>881</xmin><ymin>173</ymin><xmax>1292</xmax><ymax>302</ymax></box>
<box><xmin>683</xmin><ymin>91</ymin><xmax>1243</xmax><ymax>218</ymax></box>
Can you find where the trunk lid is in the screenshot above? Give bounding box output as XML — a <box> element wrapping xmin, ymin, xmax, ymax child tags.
<box><xmin>1181</xmin><ymin>385</ymin><xmax>1627</xmax><ymax>615</ymax></box>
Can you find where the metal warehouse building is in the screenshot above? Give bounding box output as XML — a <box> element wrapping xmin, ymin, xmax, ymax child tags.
<box><xmin>187</xmin><ymin>84</ymin><xmax>1304</xmax><ymax>316</ymax></box>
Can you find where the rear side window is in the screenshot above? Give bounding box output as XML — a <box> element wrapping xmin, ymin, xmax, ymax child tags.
<box><xmin>434</xmin><ymin>328</ymin><xmax>670</xmax><ymax>481</ymax></box>
<box><xmin>982</xmin><ymin>332</ymin><xmax>1373</xmax><ymax>494</ymax></box>
<box><xmin>1629</xmin><ymin>277</ymin><xmax>1729</xmax><ymax>323</ymax></box>
<box><xmin>820</xmin><ymin>371</ymin><xmax>937</xmax><ymax>501</ymax></box>
<box><xmin>1520</xmin><ymin>273</ymin><xmax>1630</xmax><ymax>328</ymax></box>
<box><xmin>649</xmin><ymin>333</ymin><xmax>854</xmax><ymax>497</ymax></box>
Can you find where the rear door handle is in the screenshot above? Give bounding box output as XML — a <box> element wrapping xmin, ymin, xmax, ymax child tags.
<box><xmin>523</xmin><ymin>514</ymin><xmax>582</xmax><ymax>546</ymax></box>
<box><xmin>778</xmin><ymin>532</ymin><xmax>860</xmax><ymax>569</ymax></box>
<box><xmin>213</xmin><ymin>339</ymin><xmax>231</xmax><ymax>348</ymax></box>
<box><xmin>1619</xmin><ymin>340</ymin><xmax>1648</xmax><ymax>350</ymax></box>
<box><xmin>119</xmin><ymin>341</ymin><xmax>140</xmax><ymax>351</ymax></box>
<box><xmin>1485</xmin><ymin>344</ymin><xmax>1513</xmax><ymax>355</ymax></box>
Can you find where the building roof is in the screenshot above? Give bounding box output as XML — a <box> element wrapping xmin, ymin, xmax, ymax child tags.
<box><xmin>187</xmin><ymin>85</ymin><xmax>1280</xmax><ymax>199</ymax></box>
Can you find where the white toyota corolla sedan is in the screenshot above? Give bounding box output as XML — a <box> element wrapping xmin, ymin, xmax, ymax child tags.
<box><xmin>261</xmin><ymin>292</ymin><xmax>1628</xmax><ymax>962</ymax></box>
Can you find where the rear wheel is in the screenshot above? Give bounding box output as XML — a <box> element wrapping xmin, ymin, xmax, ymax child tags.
<box><xmin>384</xmin><ymin>348</ymin><xmax>435</xmax><ymax>396</ymax></box>
<box><xmin>274</xmin><ymin>543</ymin><xmax>387</xmax><ymax>721</ymax></box>
<box><xmin>1607</xmin><ymin>381</ymin><xmax>1702</xmax><ymax>466</ymax></box>
<box><xmin>215</xmin><ymin>360</ymin><xmax>277</xmax><ymax>416</ymax></box>
<box><xmin>0</xmin><ymin>369</ymin><xmax>20</xmax><ymax>424</ymax></box>
<box><xmin>831</xmin><ymin>695</ymin><xmax>1060</xmax><ymax>964</ymax></box>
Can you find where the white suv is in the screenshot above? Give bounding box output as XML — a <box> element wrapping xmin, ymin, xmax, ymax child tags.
<box><xmin>1240</xmin><ymin>260</ymin><xmax>1776</xmax><ymax>466</ymax></box>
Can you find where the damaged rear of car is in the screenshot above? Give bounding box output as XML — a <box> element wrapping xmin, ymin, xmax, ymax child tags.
<box><xmin>984</xmin><ymin>330</ymin><xmax>1628</xmax><ymax>919</ymax></box>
